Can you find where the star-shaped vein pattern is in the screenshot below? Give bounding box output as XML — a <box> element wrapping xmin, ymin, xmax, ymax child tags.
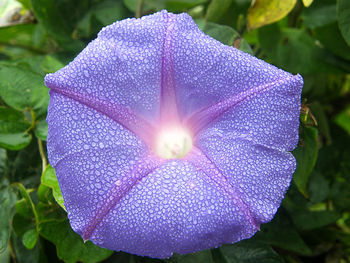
<box><xmin>45</xmin><ymin>10</ymin><xmax>303</xmax><ymax>258</ymax></box>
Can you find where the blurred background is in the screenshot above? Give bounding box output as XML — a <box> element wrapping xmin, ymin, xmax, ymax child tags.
<box><xmin>0</xmin><ymin>0</ymin><xmax>349</xmax><ymax>262</ymax></box>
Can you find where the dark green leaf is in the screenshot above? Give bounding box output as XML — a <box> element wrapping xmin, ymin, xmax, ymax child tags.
<box><xmin>36</xmin><ymin>202</ymin><xmax>66</xmax><ymax>223</ymax></box>
<box><xmin>337</xmin><ymin>0</ymin><xmax>350</xmax><ymax>46</ymax></box>
<box><xmin>197</xmin><ymin>21</ymin><xmax>252</xmax><ymax>54</ymax></box>
<box><xmin>0</xmin><ymin>107</ymin><xmax>32</xmax><ymax>150</ymax></box>
<box><xmin>206</xmin><ymin>0</ymin><xmax>233</xmax><ymax>22</ymax></box>
<box><xmin>76</xmin><ymin>0</ymin><xmax>129</xmax><ymax>38</ymax></box>
<box><xmin>11</xmin><ymin>233</ymin><xmax>44</xmax><ymax>263</ymax></box>
<box><xmin>30</xmin><ymin>0</ymin><xmax>73</xmax><ymax>42</ymax></box>
<box><xmin>307</xmin><ymin>172</ymin><xmax>329</xmax><ymax>203</ymax></box>
<box><xmin>0</xmin><ymin>184</ymin><xmax>17</xmax><ymax>252</ymax></box>
<box><xmin>258</xmin><ymin>25</ymin><xmax>350</xmax><ymax>74</ymax></box>
<box><xmin>218</xmin><ymin>240</ymin><xmax>284</xmax><ymax>263</ymax></box>
<box><xmin>254</xmin><ymin>211</ymin><xmax>312</xmax><ymax>255</ymax></box>
<box><xmin>165</xmin><ymin>0</ymin><xmax>208</xmax><ymax>12</ymax></box>
<box><xmin>290</xmin><ymin>210</ymin><xmax>341</xmax><ymax>230</ymax></box>
<box><xmin>334</xmin><ymin>106</ymin><xmax>350</xmax><ymax>134</ymax></box>
<box><xmin>0</xmin><ymin>64</ymin><xmax>49</xmax><ymax>116</ymax></box>
<box><xmin>12</xmin><ymin>213</ymin><xmax>34</xmax><ymax>237</ymax></box>
<box><xmin>314</xmin><ymin>22</ymin><xmax>350</xmax><ymax>61</ymax></box>
<box><xmin>39</xmin><ymin>219</ymin><xmax>113</xmax><ymax>263</ymax></box>
<box><xmin>301</xmin><ymin>2</ymin><xmax>336</xmax><ymax>29</ymax></box>
<box><xmin>309</xmin><ymin>102</ymin><xmax>331</xmax><ymax>144</ymax></box>
<box><xmin>292</xmin><ymin>127</ymin><xmax>318</xmax><ymax>196</ymax></box>
<box><xmin>170</xmin><ymin>250</ymin><xmax>213</xmax><ymax>263</ymax></box>
<box><xmin>330</xmin><ymin>180</ymin><xmax>350</xmax><ymax>212</ymax></box>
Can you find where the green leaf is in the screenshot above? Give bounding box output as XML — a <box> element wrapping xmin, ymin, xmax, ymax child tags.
<box><xmin>309</xmin><ymin>102</ymin><xmax>331</xmax><ymax>144</ymax></box>
<box><xmin>36</xmin><ymin>202</ymin><xmax>66</xmax><ymax>223</ymax></box>
<box><xmin>30</xmin><ymin>0</ymin><xmax>87</xmax><ymax>51</ymax></box>
<box><xmin>254</xmin><ymin>211</ymin><xmax>312</xmax><ymax>255</ymax></box>
<box><xmin>22</xmin><ymin>228</ymin><xmax>38</xmax><ymax>250</ymax></box>
<box><xmin>41</xmin><ymin>55</ymin><xmax>64</xmax><ymax>74</ymax></box>
<box><xmin>17</xmin><ymin>0</ymin><xmax>32</xmax><ymax>10</ymax></box>
<box><xmin>39</xmin><ymin>220</ymin><xmax>113</xmax><ymax>263</ymax></box>
<box><xmin>335</xmin><ymin>105</ymin><xmax>350</xmax><ymax>134</ymax></box>
<box><xmin>30</xmin><ymin>0</ymin><xmax>73</xmax><ymax>42</ymax></box>
<box><xmin>76</xmin><ymin>0</ymin><xmax>129</xmax><ymax>38</ymax></box>
<box><xmin>0</xmin><ymin>107</ymin><xmax>32</xmax><ymax>150</ymax></box>
<box><xmin>41</xmin><ymin>165</ymin><xmax>65</xmax><ymax>210</ymax></box>
<box><xmin>12</xmin><ymin>213</ymin><xmax>34</xmax><ymax>237</ymax></box>
<box><xmin>247</xmin><ymin>0</ymin><xmax>297</xmax><ymax>30</ymax></box>
<box><xmin>15</xmin><ymin>198</ymin><xmax>33</xmax><ymax>219</ymax></box>
<box><xmin>314</xmin><ymin>22</ymin><xmax>350</xmax><ymax>61</ymax></box>
<box><xmin>197</xmin><ymin>21</ymin><xmax>252</xmax><ymax>54</ymax></box>
<box><xmin>218</xmin><ymin>240</ymin><xmax>284</xmax><ymax>263</ymax></box>
<box><xmin>123</xmin><ymin>0</ymin><xmax>206</xmax><ymax>13</ymax></box>
<box><xmin>292</xmin><ymin>127</ymin><xmax>318</xmax><ymax>196</ymax></box>
<box><xmin>35</xmin><ymin>120</ymin><xmax>48</xmax><ymax>141</ymax></box>
<box><xmin>0</xmin><ymin>184</ymin><xmax>17</xmax><ymax>253</ymax></box>
<box><xmin>330</xmin><ymin>180</ymin><xmax>350</xmax><ymax>212</ymax></box>
<box><xmin>165</xmin><ymin>0</ymin><xmax>208</xmax><ymax>12</ymax></box>
<box><xmin>0</xmin><ymin>23</ymin><xmax>52</xmax><ymax>58</ymax></box>
<box><xmin>337</xmin><ymin>0</ymin><xmax>350</xmax><ymax>46</ymax></box>
<box><xmin>170</xmin><ymin>250</ymin><xmax>213</xmax><ymax>263</ymax></box>
<box><xmin>307</xmin><ymin>172</ymin><xmax>329</xmax><ymax>203</ymax></box>
<box><xmin>301</xmin><ymin>2</ymin><xmax>336</xmax><ymax>29</ymax></box>
<box><xmin>11</xmin><ymin>233</ymin><xmax>44</xmax><ymax>263</ymax></box>
<box><xmin>290</xmin><ymin>210</ymin><xmax>341</xmax><ymax>231</ymax></box>
<box><xmin>206</xmin><ymin>0</ymin><xmax>233</xmax><ymax>22</ymax></box>
<box><xmin>0</xmin><ymin>243</ymin><xmax>11</xmax><ymax>263</ymax></box>
<box><xmin>258</xmin><ymin>25</ymin><xmax>350</xmax><ymax>74</ymax></box>
<box><xmin>0</xmin><ymin>64</ymin><xmax>49</xmax><ymax>116</ymax></box>
<box><xmin>0</xmin><ymin>24</ymin><xmax>37</xmax><ymax>47</ymax></box>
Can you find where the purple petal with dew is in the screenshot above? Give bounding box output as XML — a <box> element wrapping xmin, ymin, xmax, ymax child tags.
<box><xmin>89</xmin><ymin>159</ymin><xmax>257</xmax><ymax>258</ymax></box>
<box><xmin>45</xmin><ymin>11</ymin><xmax>169</xmax><ymax>122</ymax></box>
<box><xmin>171</xmin><ymin>13</ymin><xmax>294</xmax><ymax>119</ymax></box>
<box><xmin>45</xmin><ymin>10</ymin><xmax>303</xmax><ymax>258</ymax></box>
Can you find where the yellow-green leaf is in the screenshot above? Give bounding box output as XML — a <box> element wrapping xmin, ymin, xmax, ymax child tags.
<box><xmin>41</xmin><ymin>165</ymin><xmax>66</xmax><ymax>211</ymax></box>
<box><xmin>247</xmin><ymin>0</ymin><xmax>297</xmax><ymax>30</ymax></box>
<box><xmin>302</xmin><ymin>0</ymin><xmax>313</xmax><ymax>8</ymax></box>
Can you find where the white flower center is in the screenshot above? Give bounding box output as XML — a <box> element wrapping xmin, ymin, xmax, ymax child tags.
<box><xmin>155</xmin><ymin>126</ymin><xmax>193</xmax><ymax>159</ymax></box>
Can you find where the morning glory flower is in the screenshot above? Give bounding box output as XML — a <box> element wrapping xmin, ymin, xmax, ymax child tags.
<box><xmin>44</xmin><ymin>10</ymin><xmax>303</xmax><ymax>258</ymax></box>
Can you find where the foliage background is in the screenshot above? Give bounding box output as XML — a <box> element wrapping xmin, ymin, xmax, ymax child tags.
<box><xmin>0</xmin><ymin>0</ymin><xmax>350</xmax><ymax>262</ymax></box>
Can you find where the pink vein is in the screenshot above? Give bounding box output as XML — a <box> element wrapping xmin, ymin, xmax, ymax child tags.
<box><xmin>82</xmin><ymin>155</ymin><xmax>164</xmax><ymax>240</ymax></box>
<box><xmin>50</xmin><ymin>87</ymin><xmax>155</xmax><ymax>145</ymax></box>
<box><xmin>159</xmin><ymin>13</ymin><xmax>180</xmax><ymax>124</ymax></box>
<box><xmin>185</xmin><ymin>76</ymin><xmax>297</xmax><ymax>137</ymax></box>
<box><xmin>186</xmin><ymin>147</ymin><xmax>260</xmax><ymax>230</ymax></box>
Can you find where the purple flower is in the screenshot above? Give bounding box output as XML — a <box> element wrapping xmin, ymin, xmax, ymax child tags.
<box><xmin>45</xmin><ymin>10</ymin><xmax>303</xmax><ymax>258</ymax></box>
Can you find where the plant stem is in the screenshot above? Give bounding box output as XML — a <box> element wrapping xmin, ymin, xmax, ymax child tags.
<box><xmin>9</xmin><ymin>238</ymin><xmax>17</xmax><ymax>263</ymax></box>
<box><xmin>136</xmin><ymin>0</ymin><xmax>144</xmax><ymax>18</ymax></box>
<box><xmin>38</xmin><ymin>139</ymin><xmax>48</xmax><ymax>173</ymax></box>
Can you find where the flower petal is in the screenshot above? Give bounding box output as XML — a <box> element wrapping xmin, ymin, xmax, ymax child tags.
<box><xmin>196</xmin><ymin>132</ymin><xmax>296</xmax><ymax>224</ymax></box>
<box><xmin>171</xmin><ymin>14</ymin><xmax>299</xmax><ymax>125</ymax></box>
<box><xmin>88</xmin><ymin>159</ymin><xmax>257</xmax><ymax>258</ymax></box>
<box><xmin>46</xmin><ymin>92</ymin><xmax>148</xmax><ymax>235</ymax></box>
<box><xmin>188</xmin><ymin>75</ymin><xmax>303</xmax><ymax>151</ymax></box>
<box><xmin>45</xmin><ymin>11</ymin><xmax>170</xmax><ymax>122</ymax></box>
